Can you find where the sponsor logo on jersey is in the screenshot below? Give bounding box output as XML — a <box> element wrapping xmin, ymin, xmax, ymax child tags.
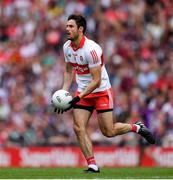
<box><xmin>70</xmin><ymin>63</ymin><xmax>89</xmax><ymax>74</ymax></box>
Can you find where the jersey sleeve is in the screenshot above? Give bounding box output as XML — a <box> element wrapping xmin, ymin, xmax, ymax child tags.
<box><xmin>63</xmin><ymin>42</ymin><xmax>69</xmax><ymax>63</ymax></box>
<box><xmin>86</xmin><ymin>43</ymin><xmax>103</xmax><ymax>68</ymax></box>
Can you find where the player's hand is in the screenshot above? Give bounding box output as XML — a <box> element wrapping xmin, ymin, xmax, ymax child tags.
<box><xmin>51</xmin><ymin>96</ymin><xmax>80</xmax><ymax>113</ymax></box>
<box><xmin>57</xmin><ymin>109</ymin><xmax>68</xmax><ymax>114</ymax></box>
<box><xmin>51</xmin><ymin>100</ymin><xmax>67</xmax><ymax>114</ymax></box>
<box><xmin>52</xmin><ymin>105</ymin><xmax>68</xmax><ymax>114</ymax></box>
<box><xmin>56</xmin><ymin>96</ymin><xmax>80</xmax><ymax>113</ymax></box>
<box><xmin>69</xmin><ymin>96</ymin><xmax>80</xmax><ymax>107</ymax></box>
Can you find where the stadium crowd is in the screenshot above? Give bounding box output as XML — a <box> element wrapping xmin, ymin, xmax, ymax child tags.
<box><xmin>0</xmin><ymin>0</ymin><xmax>173</xmax><ymax>147</ymax></box>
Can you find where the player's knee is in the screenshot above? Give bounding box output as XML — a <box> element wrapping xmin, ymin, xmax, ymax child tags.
<box><xmin>101</xmin><ymin>130</ymin><xmax>114</xmax><ymax>138</ymax></box>
<box><xmin>73</xmin><ymin>124</ymin><xmax>85</xmax><ymax>135</ymax></box>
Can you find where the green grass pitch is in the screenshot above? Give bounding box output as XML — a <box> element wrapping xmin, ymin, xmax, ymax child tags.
<box><xmin>0</xmin><ymin>167</ymin><xmax>173</xmax><ymax>179</ymax></box>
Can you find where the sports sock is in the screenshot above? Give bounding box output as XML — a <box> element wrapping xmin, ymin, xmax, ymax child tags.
<box><xmin>131</xmin><ymin>124</ymin><xmax>140</xmax><ymax>133</ymax></box>
<box><xmin>86</xmin><ymin>156</ymin><xmax>98</xmax><ymax>170</ymax></box>
<box><xmin>86</xmin><ymin>156</ymin><xmax>96</xmax><ymax>165</ymax></box>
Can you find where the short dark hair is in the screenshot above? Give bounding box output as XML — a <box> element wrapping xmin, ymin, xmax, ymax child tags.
<box><xmin>68</xmin><ymin>14</ymin><xmax>87</xmax><ymax>34</ymax></box>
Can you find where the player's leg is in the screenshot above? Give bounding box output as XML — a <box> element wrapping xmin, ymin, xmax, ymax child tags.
<box><xmin>97</xmin><ymin>110</ymin><xmax>155</xmax><ymax>144</ymax></box>
<box><xmin>97</xmin><ymin>110</ymin><xmax>132</xmax><ymax>137</ymax></box>
<box><xmin>73</xmin><ymin>108</ymin><xmax>93</xmax><ymax>157</ymax></box>
<box><xmin>95</xmin><ymin>88</ymin><xmax>155</xmax><ymax>144</ymax></box>
<box><xmin>95</xmin><ymin>88</ymin><xmax>132</xmax><ymax>136</ymax></box>
<box><xmin>73</xmin><ymin>106</ymin><xmax>100</xmax><ymax>172</ymax></box>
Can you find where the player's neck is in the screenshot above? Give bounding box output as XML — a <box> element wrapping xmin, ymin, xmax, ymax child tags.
<box><xmin>72</xmin><ymin>34</ymin><xmax>83</xmax><ymax>48</ymax></box>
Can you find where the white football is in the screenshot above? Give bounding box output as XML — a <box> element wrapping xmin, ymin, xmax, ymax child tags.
<box><xmin>51</xmin><ymin>89</ymin><xmax>73</xmax><ymax>110</ymax></box>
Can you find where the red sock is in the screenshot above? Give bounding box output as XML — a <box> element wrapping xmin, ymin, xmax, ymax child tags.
<box><xmin>86</xmin><ymin>156</ymin><xmax>96</xmax><ymax>165</ymax></box>
<box><xmin>131</xmin><ymin>124</ymin><xmax>138</xmax><ymax>133</ymax></box>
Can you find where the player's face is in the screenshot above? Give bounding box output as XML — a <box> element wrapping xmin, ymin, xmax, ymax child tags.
<box><xmin>66</xmin><ymin>19</ymin><xmax>79</xmax><ymax>41</ymax></box>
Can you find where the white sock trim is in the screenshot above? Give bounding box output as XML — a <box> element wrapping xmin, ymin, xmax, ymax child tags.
<box><xmin>136</xmin><ymin>124</ymin><xmax>140</xmax><ymax>133</ymax></box>
<box><xmin>88</xmin><ymin>164</ymin><xmax>99</xmax><ymax>171</ymax></box>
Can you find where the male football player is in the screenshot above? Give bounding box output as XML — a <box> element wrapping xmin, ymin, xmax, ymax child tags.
<box><xmin>57</xmin><ymin>14</ymin><xmax>155</xmax><ymax>173</ymax></box>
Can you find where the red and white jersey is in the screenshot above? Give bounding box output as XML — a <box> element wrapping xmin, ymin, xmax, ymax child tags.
<box><xmin>63</xmin><ymin>36</ymin><xmax>111</xmax><ymax>93</ymax></box>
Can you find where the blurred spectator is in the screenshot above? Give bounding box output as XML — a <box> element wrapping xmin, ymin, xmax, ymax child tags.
<box><xmin>0</xmin><ymin>0</ymin><xmax>173</xmax><ymax>147</ymax></box>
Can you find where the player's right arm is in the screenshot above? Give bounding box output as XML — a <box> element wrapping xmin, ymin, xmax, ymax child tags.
<box><xmin>62</xmin><ymin>41</ymin><xmax>74</xmax><ymax>91</ymax></box>
<box><xmin>53</xmin><ymin>62</ymin><xmax>73</xmax><ymax>114</ymax></box>
<box><xmin>62</xmin><ymin>62</ymin><xmax>74</xmax><ymax>91</ymax></box>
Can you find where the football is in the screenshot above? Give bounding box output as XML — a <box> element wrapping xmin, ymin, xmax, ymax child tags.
<box><xmin>51</xmin><ymin>89</ymin><xmax>73</xmax><ymax>110</ymax></box>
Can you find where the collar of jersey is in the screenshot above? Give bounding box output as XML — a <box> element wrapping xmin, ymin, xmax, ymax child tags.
<box><xmin>70</xmin><ymin>36</ymin><xmax>86</xmax><ymax>51</ymax></box>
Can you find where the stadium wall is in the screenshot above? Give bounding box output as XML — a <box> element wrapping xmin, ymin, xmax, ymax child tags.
<box><xmin>0</xmin><ymin>146</ymin><xmax>173</xmax><ymax>167</ymax></box>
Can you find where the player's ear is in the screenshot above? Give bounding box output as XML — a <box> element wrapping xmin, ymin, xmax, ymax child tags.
<box><xmin>79</xmin><ymin>26</ymin><xmax>84</xmax><ymax>33</ymax></box>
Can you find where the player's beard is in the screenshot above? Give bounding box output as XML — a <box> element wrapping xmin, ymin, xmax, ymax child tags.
<box><xmin>68</xmin><ymin>33</ymin><xmax>79</xmax><ymax>42</ymax></box>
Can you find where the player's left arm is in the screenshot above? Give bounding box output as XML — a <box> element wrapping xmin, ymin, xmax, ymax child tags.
<box><xmin>79</xmin><ymin>43</ymin><xmax>103</xmax><ymax>99</ymax></box>
<box><xmin>78</xmin><ymin>65</ymin><xmax>101</xmax><ymax>99</ymax></box>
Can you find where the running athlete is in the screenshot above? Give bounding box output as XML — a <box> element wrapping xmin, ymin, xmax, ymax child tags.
<box><xmin>56</xmin><ymin>14</ymin><xmax>155</xmax><ymax>173</ymax></box>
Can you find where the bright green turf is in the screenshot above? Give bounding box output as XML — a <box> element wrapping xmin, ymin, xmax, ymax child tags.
<box><xmin>0</xmin><ymin>167</ymin><xmax>173</xmax><ymax>179</ymax></box>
